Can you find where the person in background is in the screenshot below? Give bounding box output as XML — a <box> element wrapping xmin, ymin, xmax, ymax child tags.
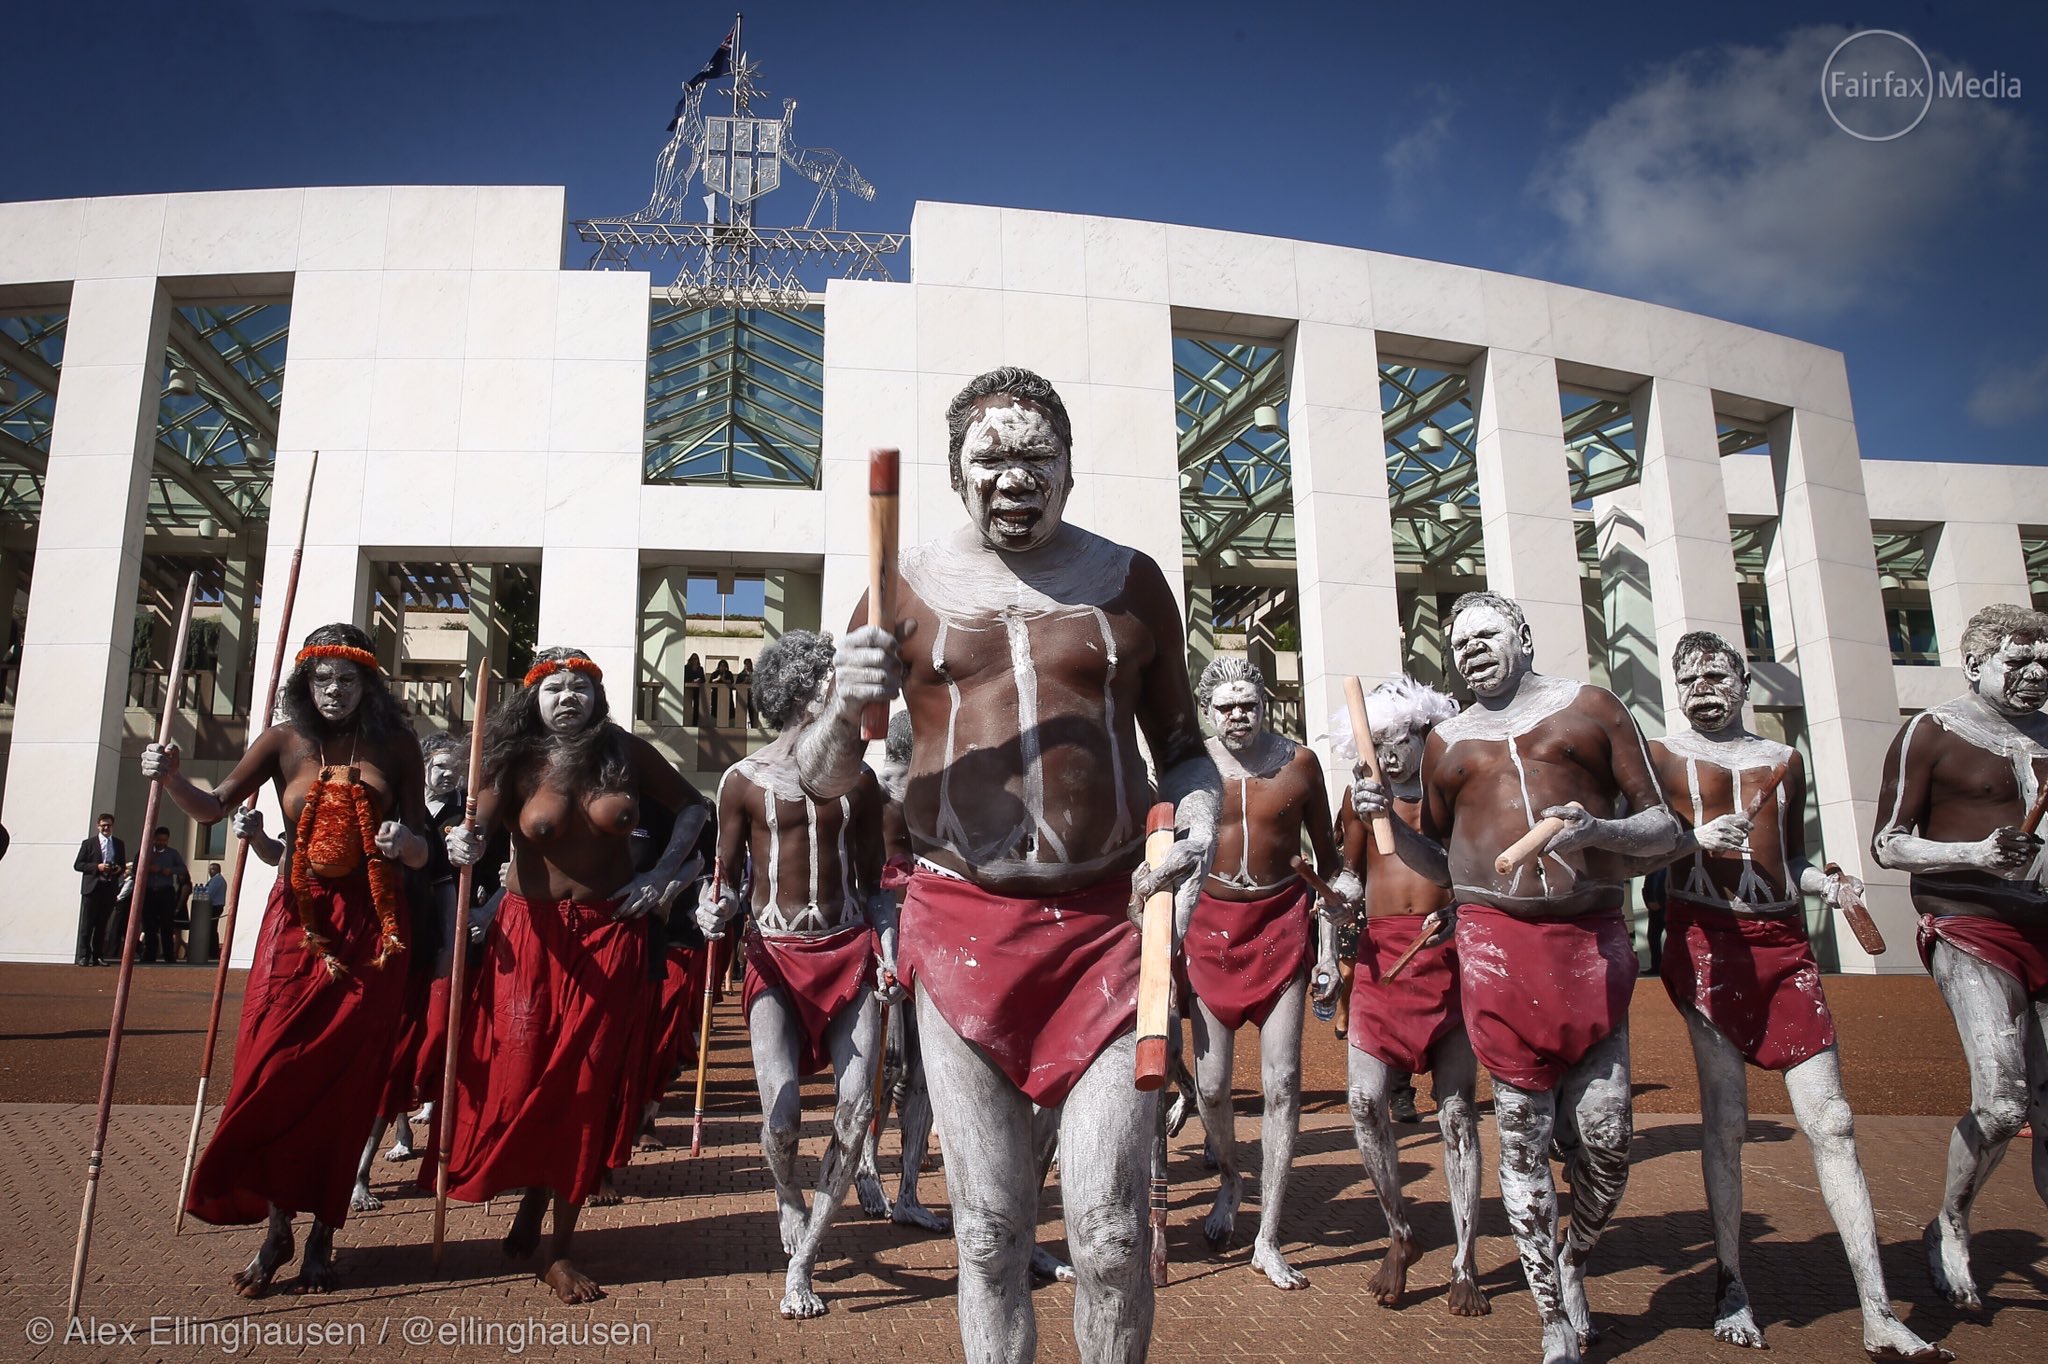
<box><xmin>142</xmin><ymin>826</ymin><xmax>191</xmax><ymax>964</ymax></box>
<box><xmin>683</xmin><ymin>653</ymin><xmax>705</xmax><ymax>726</ymax></box>
<box><xmin>74</xmin><ymin>813</ymin><xmax>125</xmax><ymax>967</ymax></box>
<box><xmin>202</xmin><ymin>862</ymin><xmax>228</xmax><ymax>962</ymax></box>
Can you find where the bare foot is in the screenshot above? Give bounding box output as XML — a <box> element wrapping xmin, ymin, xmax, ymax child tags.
<box><xmin>1203</xmin><ymin>1172</ymin><xmax>1241</xmax><ymax>1247</ymax></box>
<box><xmin>1924</xmin><ymin>1217</ymin><xmax>1981</xmax><ymax>1310</ymax></box>
<box><xmin>779</xmin><ymin>1264</ymin><xmax>827</xmax><ymax>1319</ymax></box>
<box><xmin>348</xmin><ymin>1181</ymin><xmax>382</xmax><ymax>1213</ymax></box>
<box><xmin>1559</xmin><ymin>1250</ymin><xmax>1598</xmax><ymax>1349</ymax></box>
<box><xmin>1368</xmin><ymin>1234</ymin><xmax>1416</xmax><ymax>1307</ymax></box>
<box><xmin>290</xmin><ymin>1223</ymin><xmax>336</xmax><ymax>1295</ymax></box>
<box><xmin>587</xmin><ymin>1172</ymin><xmax>623</xmax><ymax>1208</ymax></box>
<box><xmin>892</xmin><ymin>1198</ymin><xmax>950</xmax><ymax>1233</ymax></box>
<box><xmin>1864</xmin><ymin>1310</ymin><xmax>1953</xmax><ymax>1361</ymax></box>
<box><xmin>1030</xmin><ymin>1245</ymin><xmax>1077</xmax><ymax>1283</ymax></box>
<box><xmin>1446</xmin><ymin>1272</ymin><xmax>1490</xmax><ymax>1317</ymax></box>
<box><xmin>1713</xmin><ymin>1269</ymin><xmax>1766</xmax><ymax>1348</ymax></box>
<box><xmin>636</xmin><ymin>1124</ymin><xmax>667</xmax><ymax>1154</ymax></box>
<box><xmin>1541</xmin><ymin>1319</ymin><xmax>1583</xmax><ymax>1364</ymax></box>
<box><xmin>1251</xmin><ymin>1238</ymin><xmax>1307</xmax><ymax>1290</ymax></box>
<box><xmin>503</xmin><ymin>1191</ymin><xmax>545</xmax><ymax>1259</ymax></box>
<box><xmin>777</xmin><ymin>1199</ymin><xmax>808</xmax><ymax>1257</ymax></box>
<box><xmin>855</xmin><ymin>1170</ymin><xmax>890</xmax><ymax>1219</ymax></box>
<box><xmin>541</xmin><ymin>1258</ymin><xmax>603</xmax><ymax>1304</ymax></box>
<box><xmin>231</xmin><ymin>1223</ymin><xmax>293</xmax><ymax>1299</ymax></box>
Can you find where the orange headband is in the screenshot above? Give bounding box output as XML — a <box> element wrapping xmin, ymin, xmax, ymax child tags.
<box><xmin>523</xmin><ymin>656</ymin><xmax>604</xmax><ymax>688</ymax></box>
<box><xmin>295</xmin><ymin>644</ymin><xmax>380</xmax><ymax>672</ymax></box>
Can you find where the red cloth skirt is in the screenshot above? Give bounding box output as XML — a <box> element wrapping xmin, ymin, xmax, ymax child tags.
<box><xmin>375</xmin><ymin>967</ymin><xmax>435</xmax><ymax>1120</ymax></box>
<box><xmin>646</xmin><ymin>944</ymin><xmax>708</xmax><ymax>1103</ymax></box>
<box><xmin>1660</xmin><ymin>899</ymin><xmax>1836</xmax><ymax>1071</ymax></box>
<box><xmin>899</xmin><ymin>870</ymin><xmax>1139</xmax><ymax>1108</ymax></box>
<box><xmin>1349</xmin><ymin>913</ymin><xmax>1462</xmax><ymax>1073</ymax></box>
<box><xmin>1185</xmin><ymin>881</ymin><xmax>1312</xmax><ymax>1031</ymax></box>
<box><xmin>1454</xmin><ymin>904</ymin><xmax>1636</xmax><ymax>1094</ymax></box>
<box><xmin>438</xmin><ymin>891</ymin><xmax>648</xmax><ymax>1206</ymax></box>
<box><xmin>185</xmin><ymin>870</ymin><xmax>410</xmax><ymax>1227</ymax></box>
<box><xmin>743</xmin><ymin>921</ymin><xmax>877</xmax><ymax>1077</ymax></box>
<box><xmin>1918</xmin><ymin>912</ymin><xmax>2048</xmax><ymax>998</ymax></box>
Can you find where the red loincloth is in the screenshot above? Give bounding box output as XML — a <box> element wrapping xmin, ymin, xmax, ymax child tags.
<box><xmin>1660</xmin><ymin>900</ymin><xmax>1836</xmax><ymax>1071</ymax></box>
<box><xmin>899</xmin><ymin>870</ymin><xmax>1139</xmax><ymax>1108</ymax></box>
<box><xmin>1918</xmin><ymin>912</ymin><xmax>2048</xmax><ymax>998</ymax></box>
<box><xmin>880</xmin><ymin>855</ymin><xmax>915</xmax><ymax>892</ymax></box>
<box><xmin>185</xmin><ymin>870</ymin><xmax>410</xmax><ymax>1227</ymax></box>
<box><xmin>1185</xmin><ymin>881</ymin><xmax>1312</xmax><ymax>1031</ymax></box>
<box><xmin>743</xmin><ymin>921</ymin><xmax>877</xmax><ymax>1077</ymax></box>
<box><xmin>1454</xmin><ymin>903</ymin><xmax>1636</xmax><ymax>1093</ymax></box>
<box><xmin>1349</xmin><ymin>913</ymin><xmax>1462</xmax><ymax>1073</ymax></box>
<box><xmin>437</xmin><ymin>892</ymin><xmax>649</xmax><ymax>1206</ymax></box>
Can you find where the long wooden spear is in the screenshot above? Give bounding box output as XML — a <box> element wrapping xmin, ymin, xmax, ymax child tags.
<box><xmin>432</xmin><ymin>667</ymin><xmax>493</xmax><ymax>1269</ymax></box>
<box><xmin>67</xmin><ymin>571</ymin><xmax>201</xmax><ymax>1319</ymax></box>
<box><xmin>174</xmin><ymin>450</ymin><xmax>319</xmax><ymax>1233</ymax></box>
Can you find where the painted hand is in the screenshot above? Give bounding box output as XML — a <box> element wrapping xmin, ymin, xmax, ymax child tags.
<box><xmin>1538</xmin><ymin>803</ymin><xmax>1599</xmax><ymax>857</ymax></box>
<box><xmin>445</xmin><ymin>825</ymin><xmax>484</xmax><ymax>867</ymax></box>
<box><xmin>1323</xmin><ymin>869</ymin><xmax>1364</xmax><ymax>927</ymax></box>
<box><xmin>1311</xmin><ymin>956</ymin><xmax>1342</xmax><ymax>1005</ymax></box>
<box><xmin>1132</xmin><ymin>832</ymin><xmax>1205</xmax><ymax>903</ymax></box>
<box><xmin>613</xmin><ymin>877</ymin><xmax>668</xmax><ymax>921</ymax></box>
<box><xmin>694</xmin><ymin>882</ymin><xmax>739</xmax><ymax>940</ymax></box>
<box><xmin>831</xmin><ymin>624</ymin><xmax>908</xmax><ymax>715</ymax></box>
<box><xmin>874</xmin><ymin>954</ymin><xmax>906</xmax><ymax>1006</ymax></box>
<box><xmin>374</xmin><ymin>820</ymin><xmax>425</xmax><ymax>866</ymax></box>
<box><xmin>1976</xmin><ymin>824</ymin><xmax>2040</xmax><ymax>875</ymax></box>
<box><xmin>1821</xmin><ymin>866</ymin><xmax>1863</xmax><ymax>910</ymax></box>
<box><xmin>140</xmin><ymin>741</ymin><xmax>181</xmax><ymax>780</ymax></box>
<box><xmin>230</xmin><ymin>807</ymin><xmax>265</xmax><ymax>840</ymax></box>
<box><xmin>1694</xmin><ymin>812</ymin><xmax>1753</xmax><ymax>853</ymax></box>
<box><xmin>1350</xmin><ymin>776</ymin><xmax>1391</xmax><ymax>821</ymax></box>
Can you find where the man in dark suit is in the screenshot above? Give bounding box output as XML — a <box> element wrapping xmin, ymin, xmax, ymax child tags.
<box><xmin>74</xmin><ymin>813</ymin><xmax>125</xmax><ymax>966</ymax></box>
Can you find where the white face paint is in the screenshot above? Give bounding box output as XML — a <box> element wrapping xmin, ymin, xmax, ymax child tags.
<box><xmin>1205</xmin><ymin>679</ymin><xmax>1265</xmax><ymax>752</ymax></box>
<box><xmin>1676</xmin><ymin>649</ymin><xmax>1749</xmax><ymax>735</ymax></box>
<box><xmin>537</xmin><ymin>669</ymin><xmax>597</xmax><ymax>734</ymax></box>
<box><xmin>958</xmin><ymin>396</ymin><xmax>1071</xmax><ymax>553</ymax></box>
<box><xmin>425</xmin><ymin>751</ymin><xmax>462</xmax><ymax>800</ymax></box>
<box><xmin>1448</xmin><ymin>603</ymin><xmax>1532</xmax><ymax>699</ymax></box>
<box><xmin>1373</xmin><ymin>725</ymin><xmax>1426</xmax><ymax>783</ymax></box>
<box><xmin>1968</xmin><ymin>636</ymin><xmax>2048</xmax><ymax>717</ymax></box>
<box><xmin>308</xmin><ymin>660</ymin><xmax>364</xmax><ymax>725</ymax></box>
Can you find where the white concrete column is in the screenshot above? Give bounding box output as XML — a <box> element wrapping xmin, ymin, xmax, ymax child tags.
<box><xmin>763</xmin><ymin>569</ymin><xmax>822</xmax><ymax>641</ymax></box>
<box><xmin>1926</xmin><ymin>520</ymin><xmax>2029</xmax><ymax>665</ymax></box>
<box><xmin>537</xmin><ymin>547</ymin><xmax>638</xmax><ymax>709</ymax></box>
<box><xmin>211</xmin><ymin>541</ymin><xmax>256</xmax><ymax>716</ymax></box>
<box><xmin>1768</xmin><ymin>407</ymin><xmax>1905</xmax><ymax>972</ymax></box>
<box><xmin>640</xmin><ymin>566</ymin><xmax>692</xmax><ymax>727</ymax></box>
<box><xmin>0</xmin><ymin>277</ymin><xmax>171</xmax><ymax>961</ymax></box>
<box><xmin>1633</xmin><ymin>377</ymin><xmax>1746</xmax><ymax>718</ymax></box>
<box><xmin>1593</xmin><ymin>490</ymin><xmax>1660</xmax><ymax>731</ymax></box>
<box><xmin>1469</xmin><ymin>349</ymin><xmax>1589</xmax><ymax>679</ymax></box>
<box><xmin>1286</xmin><ymin>321</ymin><xmax>1403</xmax><ymax>730</ymax></box>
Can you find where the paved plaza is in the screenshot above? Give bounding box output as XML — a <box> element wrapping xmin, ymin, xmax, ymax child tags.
<box><xmin>0</xmin><ymin>966</ymin><xmax>2041</xmax><ymax>1362</ymax></box>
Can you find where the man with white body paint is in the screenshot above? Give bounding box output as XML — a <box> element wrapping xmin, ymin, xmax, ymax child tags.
<box><xmin>1336</xmin><ymin>676</ymin><xmax>1488</xmax><ymax>1316</ymax></box>
<box><xmin>1353</xmin><ymin>590</ymin><xmax>1681</xmax><ymax>1364</ymax></box>
<box><xmin>799</xmin><ymin>367</ymin><xmax>1221</xmax><ymax>1362</ymax></box>
<box><xmin>1638</xmin><ymin>632</ymin><xmax>1945</xmax><ymax>1361</ymax></box>
<box><xmin>1871</xmin><ymin>601</ymin><xmax>2048</xmax><ymax>1311</ymax></box>
<box><xmin>697</xmin><ymin>630</ymin><xmax>893</xmax><ymax>1320</ymax></box>
<box><xmin>1180</xmin><ymin>656</ymin><xmax>1346</xmax><ymax>1290</ymax></box>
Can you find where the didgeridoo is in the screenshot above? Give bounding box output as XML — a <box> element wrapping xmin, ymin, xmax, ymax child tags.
<box><xmin>432</xmin><ymin>665</ymin><xmax>493</xmax><ymax>1269</ymax></box>
<box><xmin>1383</xmin><ymin>909</ymin><xmax>1449</xmax><ymax>982</ymax></box>
<box><xmin>1133</xmin><ymin>803</ymin><xmax>1178</xmax><ymax>1091</ymax></box>
<box><xmin>1823</xmin><ymin>862</ymin><xmax>1888</xmax><ymax>956</ymax></box>
<box><xmin>862</xmin><ymin>448</ymin><xmax>899</xmax><ymax>743</ymax></box>
<box><xmin>70</xmin><ymin>573</ymin><xmax>201</xmax><ymax>1319</ymax></box>
<box><xmin>1496</xmin><ymin>806</ymin><xmax>1582</xmax><ymax>876</ymax></box>
<box><xmin>1344</xmin><ymin>677</ymin><xmax>1396</xmax><ymax>855</ymax></box>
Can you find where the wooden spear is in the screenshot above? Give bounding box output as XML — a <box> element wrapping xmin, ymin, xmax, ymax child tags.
<box><xmin>432</xmin><ymin>667</ymin><xmax>493</xmax><ymax>1269</ymax></box>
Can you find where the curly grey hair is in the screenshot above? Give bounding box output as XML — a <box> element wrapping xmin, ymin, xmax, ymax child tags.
<box><xmin>1447</xmin><ymin>590</ymin><xmax>1530</xmax><ymax>642</ymax></box>
<box><xmin>420</xmin><ymin>730</ymin><xmax>469</xmax><ymax>764</ymax></box>
<box><xmin>1961</xmin><ymin>602</ymin><xmax>2048</xmax><ymax>663</ymax></box>
<box><xmin>1196</xmin><ymin>656</ymin><xmax>1267</xmax><ymax>713</ymax></box>
<box><xmin>945</xmin><ymin>366</ymin><xmax>1075</xmax><ymax>492</ymax></box>
<box><xmin>754</xmin><ymin>631</ymin><xmax>837</xmax><ymax>732</ymax></box>
<box><xmin>1672</xmin><ymin>630</ymin><xmax>1747</xmax><ymax>682</ymax></box>
<box><xmin>885</xmin><ymin>708</ymin><xmax>914</xmax><ymax>767</ymax></box>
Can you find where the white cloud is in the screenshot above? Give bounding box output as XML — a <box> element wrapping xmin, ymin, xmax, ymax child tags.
<box><xmin>1967</xmin><ymin>352</ymin><xmax>2048</xmax><ymax>428</ymax></box>
<box><xmin>1534</xmin><ymin>26</ymin><xmax>2029</xmax><ymax>321</ymax></box>
<box><xmin>1384</xmin><ymin>93</ymin><xmax>1455</xmax><ymax>182</ymax></box>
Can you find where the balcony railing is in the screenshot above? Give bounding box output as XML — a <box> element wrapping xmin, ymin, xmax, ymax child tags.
<box><xmin>394</xmin><ymin>673</ymin><xmax>520</xmax><ymax>722</ymax></box>
<box><xmin>638</xmin><ymin>679</ymin><xmax>760</xmax><ymax>730</ymax></box>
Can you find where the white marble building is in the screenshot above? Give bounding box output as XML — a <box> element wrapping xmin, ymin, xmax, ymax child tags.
<box><xmin>0</xmin><ymin>186</ymin><xmax>2038</xmax><ymax>971</ymax></box>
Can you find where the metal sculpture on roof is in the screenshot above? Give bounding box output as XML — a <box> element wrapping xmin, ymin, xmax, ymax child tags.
<box><xmin>575</xmin><ymin>15</ymin><xmax>906</xmax><ymax>308</ymax></box>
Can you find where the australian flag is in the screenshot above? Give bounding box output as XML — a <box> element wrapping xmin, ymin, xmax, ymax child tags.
<box><xmin>669</xmin><ymin>32</ymin><xmax>734</xmax><ymax>130</ymax></box>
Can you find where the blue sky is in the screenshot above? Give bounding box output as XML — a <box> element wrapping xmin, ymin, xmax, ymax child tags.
<box><xmin>10</xmin><ymin>1</ymin><xmax>2045</xmax><ymax>466</ymax></box>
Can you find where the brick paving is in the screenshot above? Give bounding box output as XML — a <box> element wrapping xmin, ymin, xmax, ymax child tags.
<box><xmin>0</xmin><ymin>966</ymin><xmax>2041</xmax><ymax>1362</ymax></box>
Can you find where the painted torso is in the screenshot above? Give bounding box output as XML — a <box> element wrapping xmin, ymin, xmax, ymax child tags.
<box><xmin>1879</xmin><ymin>695</ymin><xmax>2048</xmax><ymax>920</ymax></box>
<box><xmin>895</xmin><ymin>525</ymin><xmax>1161</xmax><ymax>895</ymax></box>
<box><xmin>1340</xmin><ymin>786</ymin><xmax>1449</xmax><ymax>918</ymax></box>
<box><xmin>725</xmin><ymin>736</ymin><xmax>874</xmax><ymax>935</ymax></box>
<box><xmin>1649</xmin><ymin>731</ymin><xmax>1797</xmax><ymax>914</ymax></box>
<box><xmin>1204</xmin><ymin>735</ymin><xmax>1319</xmax><ymax>901</ymax></box>
<box><xmin>502</xmin><ymin>733</ymin><xmax>644</xmax><ymax>906</ymax></box>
